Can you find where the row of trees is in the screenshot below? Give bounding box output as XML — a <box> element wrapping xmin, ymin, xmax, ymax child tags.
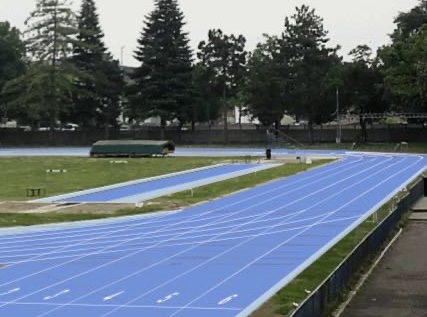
<box><xmin>1</xmin><ymin>0</ymin><xmax>427</xmax><ymax>141</ymax></box>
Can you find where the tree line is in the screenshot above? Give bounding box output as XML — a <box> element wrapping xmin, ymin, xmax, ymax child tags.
<box><xmin>1</xmin><ymin>0</ymin><xmax>427</xmax><ymax>142</ymax></box>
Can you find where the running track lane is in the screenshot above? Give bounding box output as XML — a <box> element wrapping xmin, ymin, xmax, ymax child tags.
<box><xmin>0</xmin><ymin>154</ymin><xmax>425</xmax><ymax>317</ymax></box>
<box><xmin>36</xmin><ymin>164</ymin><xmax>278</xmax><ymax>204</ymax></box>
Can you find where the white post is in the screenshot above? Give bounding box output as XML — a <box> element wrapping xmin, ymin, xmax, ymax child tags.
<box><xmin>336</xmin><ymin>86</ymin><xmax>342</xmax><ymax>143</ymax></box>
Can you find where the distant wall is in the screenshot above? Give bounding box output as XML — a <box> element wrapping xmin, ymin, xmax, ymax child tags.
<box><xmin>0</xmin><ymin>126</ymin><xmax>426</xmax><ymax>146</ymax></box>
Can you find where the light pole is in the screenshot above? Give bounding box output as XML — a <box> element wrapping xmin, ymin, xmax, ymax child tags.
<box><xmin>336</xmin><ymin>86</ymin><xmax>342</xmax><ymax>143</ymax></box>
<box><xmin>120</xmin><ymin>46</ymin><xmax>125</xmax><ymax>67</ymax></box>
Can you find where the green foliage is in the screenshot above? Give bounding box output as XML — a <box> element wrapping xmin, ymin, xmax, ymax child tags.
<box><xmin>5</xmin><ymin>0</ymin><xmax>79</xmax><ymax>127</ymax></box>
<box><xmin>378</xmin><ymin>0</ymin><xmax>427</xmax><ymax>113</ymax></box>
<box><xmin>24</xmin><ymin>0</ymin><xmax>77</xmax><ymax>62</ymax></box>
<box><xmin>280</xmin><ymin>5</ymin><xmax>340</xmax><ymax>141</ymax></box>
<box><xmin>71</xmin><ymin>0</ymin><xmax>123</xmax><ymax>128</ymax></box>
<box><xmin>337</xmin><ymin>45</ymin><xmax>388</xmax><ymax>141</ymax></box>
<box><xmin>130</xmin><ymin>0</ymin><xmax>193</xmax><ymax>129</ymax></box>
<box><xmin>0</xmin><ymin>21</ymin><xmax>26</xmax><ymax>116</ymax></box>
<box><xmin>391</xmin><ymin>0</ymin><xmax>427</xmax><ymax>41</ymax></box>
<box><xmin>3</xmin><ymin>61</ymin><xmax>78</xmax><ymax>125</ymax></box>
<box><xmin>191</xmin><ymin>63</ymin><xmax>221</xmax><ymax>126</ymax></box>
<box><xmin>0</xmin><ymin>156</ymin><xmax>225</xmax><ymax>201</ymax></box>
<box><xmin>245</xmin><ymin>36</ymin><xmax>286</xmax><ymax>127</ymax></box>
<box><xmin>197</xmin><ymin>29</ymin><xmax>247</xmax><ymax>132</ymax></box>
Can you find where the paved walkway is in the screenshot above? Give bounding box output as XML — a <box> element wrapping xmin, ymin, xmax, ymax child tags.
<box><xmin>341</xmin><ymin>220</ymin><xmax>427</xmax><ymax>317</ymax></box>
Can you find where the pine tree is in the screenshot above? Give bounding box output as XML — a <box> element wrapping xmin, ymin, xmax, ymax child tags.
<box><xmin>131</xmin><ymin>0</ymin><xmax>193</xmax><ymax>136</ymax></box>
<box><xmin>19</xmin><ymin>0</ymin><xmax>78</xmax><ymax>128</ymax></box>
<box><xmin>71</xmin><ymin>0</ymin><xmax>123</xmax><ymax>129</ymax></box>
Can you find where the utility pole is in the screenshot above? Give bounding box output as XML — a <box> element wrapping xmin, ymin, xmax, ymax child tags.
<box><xmin>120</xmin><ymin>46</ymin><xmax>125</xmax><ymax>67</ymax></box>
<box><xmin>336</xmin><ymin>86</ymin><xmax>342</xmax><ymax>143</ymax></box>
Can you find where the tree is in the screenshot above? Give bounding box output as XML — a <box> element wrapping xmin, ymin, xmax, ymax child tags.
<box><xmin>7</xmin><ymin>0</ymin><xmax>79</xmax><ymax>128</ymax></box>
<box><xmin>191</xmin><ymin>62</ymin><xmax>221</xmax><ymax>129</ymax></box>
<box><xmin>378</xmin><ymin>0</ymin><xmax>427</xmax><ymax>113</ymax></box>
<box><xmin>280</xmin><ymin>5</ymin><xmax>340</xmax><ymax>143</ymax></box>
<box><xmin>197</xmin><ymin>29</ymin><xmax>247</xmax><ymax>141</ymax></box>
<box><xmin>245</xmin><ymin>35</ymin><xmax>286</xmax><ymax>128</ymax></box>
<box><xmin>339</xmin><ymin>46</ymin><xmax>388</xmax><ymax>142</ymax></box>
<box><xmin>131</xmin><ymin>0</ymin><xmax>193</xmax><ymax>137</ymax></box>
<box><xmin>392</xmin><ymin>0</ymin><xmax>427</xmax><ymax>41</ymax></box>
<box><xmin>71</xmin><ymin>0</ymin><xmax>123</xmax><ymax>129</ymax></box>
<box><xmin>0</xmin><ymin>21</ymin><xmax>26</xmax><ymax>120</ymax></box>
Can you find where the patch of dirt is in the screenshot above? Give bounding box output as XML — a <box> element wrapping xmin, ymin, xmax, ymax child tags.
<box><xmin>0</xmin><ymin>201</ymin><xmax>133</xmax><ymax>214</ymax></box>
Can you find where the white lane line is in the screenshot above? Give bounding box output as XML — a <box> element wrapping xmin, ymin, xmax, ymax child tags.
<box><xmin>0</xmin><ymin>156</ymin><xmax>380</xmax><ymax>316</ymax></box>
<box><xmin>3</xmin><ymin>216</ymin><xmax>361</xmax><ymax>265</ymax></box>
<box><xmin>0</xmin><ymin>300</ymin><xmax>242</xmax><ymax>310</ymax></box>
<box><xmin>22</xmin><ymin>159</ymin><xmax>377</xmax><ymax>316</ymax></box>
<box><xmin>0</xmin><ymin>157</ymin><xmax>362</xmax><ymax>246</ymax></box>
<box><xmin>0</xmin><ymin>208</ymin><xmax>354</xmax><ymax>257</ymax></box>
<box><xmin>167</xmin><ymin>156</ymin><xmax>424</xmax><ymax>317</ymax></box>
<box><xmin>0</xmin><ymin>212</ymin><xmax>359</xmax><ymax>262</ymax></box>
<box><xmin>98</xmin><ymin>156</ymin><xmax>405</xmax><ymax>317</ymax></box>
<box><xmin>0</xmin><ymin>156</ymin><xmax>365</xmax><ymax>272</ymax></box>
<box><xmin>0</xmin><ymin>157</ymin><xmax>366</xmax><ymax>259</ymax></box>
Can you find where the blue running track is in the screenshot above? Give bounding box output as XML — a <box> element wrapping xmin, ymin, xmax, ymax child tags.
<box><xmin>0</xmin><ymin>154</ymin><xmax>425</xmax><ymax>317</ymax></box>
<box><xmin>36</xmin><ymin>164</ymin><xmax>278</xmax><ymax>204</ymax></box>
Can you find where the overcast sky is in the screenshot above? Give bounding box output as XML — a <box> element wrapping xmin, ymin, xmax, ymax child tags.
<box><xmin>1</xmin><ymin>0</ymin><xmax>419</xmax><ymax>66</ymax></box>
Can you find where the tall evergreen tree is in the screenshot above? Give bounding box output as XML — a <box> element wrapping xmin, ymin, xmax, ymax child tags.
<box><xmin>131</xmin><ymin>0</ymin><xmax>193</xmax><ymax>136</ymax></box>
<box><xmin>71</xmin><ymin>0</ymin><xmax>123</xmax><ymax>129</ymax></box>
<box><xmin>7</xmin><ymin>0</ymin><xmax>78</xmax><ymax>128</ymax></box>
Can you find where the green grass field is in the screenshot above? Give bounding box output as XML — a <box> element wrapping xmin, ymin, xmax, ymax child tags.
<box><xmin>0</xmin><ymin>156</ymin><xmax>329</xmax><ymax>227</ymax></box>
<box><xmin>0</xmin><ymin>156</ymin><xmax>227</xmax><ymax>201</ymax></box>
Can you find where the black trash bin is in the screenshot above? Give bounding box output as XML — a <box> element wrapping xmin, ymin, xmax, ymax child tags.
<box><xmin>266</xmin><ymin>148</ymin><xmax>272</xmax><ymax>160</ymax></box>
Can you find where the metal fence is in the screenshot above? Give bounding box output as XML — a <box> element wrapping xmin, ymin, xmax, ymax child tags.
<box><xmin>289</xmin><ymin>178</ymin><xmax>425</xmax><ymax>317</ymax></box>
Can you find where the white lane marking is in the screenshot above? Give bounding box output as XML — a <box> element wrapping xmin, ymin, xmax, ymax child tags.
<box><xmin>0</xmin><ymin>157</ymin><xmax>362</xmax><ymax>288</ymax></box>
<box><xmin>103</xmin><ymin>291</ymin><xmax>124</xmax><ymax>302</ymax></box>
<box><xmin>2</xmin><ymin>210</ymin><xmax>357</xmax><ymax>264</ymax></box>
<box><xmin>43</xmin><ymin>289</ymin><xmax>70</xmax><ymax>301</ymax></box>
<box><xmin>34</xmin><ymin>158</ymin><xmax>393</xmax><ymax>317</ymax></box>
<box><xmin>218</xmin><ymin>294</ymin><xmax>239</xmax><ymax>305</ymax></box>
<box><xmin>157</xmin><ymin>292</ymin><xmax>180</xmax><ymax>304</ymax></box>
<box><xmin>0</xmin><ymin>288</ymin><xmax>20</xmax><ymax>296</ymax></box>
<box><xmin>0</xmin><ymin>156</ymin><xmax>371</xmax><ymax>316</ymax></box>
<box><xmin>0</xmin><ymin>157</ymin><xmax>360</xmax><ymax>247</ymax></box>
<box><xmin>99</xmin><ymin>157</ymin><xmax>401</xmax><ymax>317</ymax></box>
<box><xmin>169</xmin><ymin>156</ymin><xmax>425</xmax><ymax>317</ymax></box>
<box><xmin>0</xmin><ymin>209</ymin><xmax>350</xmax><ymax>259</ymax></box>
<box><xmin>4</xmin><ymin>215</ymin><xmax>361</xmax><ymax>266</ymax></box>
<box><xmin>0</xmin><ymin>300</ymin><xmax>242</xmax><ymax>310</ymax></box>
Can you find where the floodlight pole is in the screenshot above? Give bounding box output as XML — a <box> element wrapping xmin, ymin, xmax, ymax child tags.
<box><xmin>336</xmin><ymin>86</ymin><xmax>342</xmax><ymax>143</ymax></box>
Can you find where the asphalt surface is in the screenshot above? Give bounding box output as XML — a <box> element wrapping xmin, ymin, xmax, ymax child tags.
<box><xmin>341</xmin><ymin>220</ymin><xmax>427</xmax><ymax>317</ymax></box>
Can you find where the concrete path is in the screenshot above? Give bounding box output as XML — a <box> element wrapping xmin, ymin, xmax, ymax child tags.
<box><xmin>341</xmin><ymin>220</ymin><xmax>427</xmax><ymax>317</ymax></box>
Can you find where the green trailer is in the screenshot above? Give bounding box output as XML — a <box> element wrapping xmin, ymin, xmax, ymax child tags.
<box><xmin>90</xmin><ymin>140</ymin><xmax>175</xmax><ymax>157</ymax></box>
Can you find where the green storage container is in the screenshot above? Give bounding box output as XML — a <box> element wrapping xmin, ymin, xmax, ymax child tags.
<box><xmin>90</xmin><ymin>140</ymin><xmax>175</xmax><ymax>157</ymax></box>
